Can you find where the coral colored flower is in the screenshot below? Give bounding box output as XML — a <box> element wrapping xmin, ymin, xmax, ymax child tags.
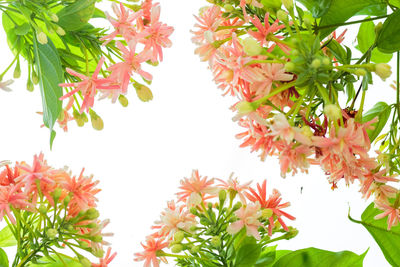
<box><xmin>0</xmin><ymin>184</ymin><xmax>33</xmax><ymax>224</ymax></box>
<box><xmin>240</xmin><ymin>0</ymin><xmax>263</xmax><ymax>20</ymax></box>
<box><xmin>134</xmin><ymin>236</ymin><xmax>169</xmax><ymax>267</ymax></box>
<box><xmin>176</xmin><ymin>170</ymin><xmax>218</xmax><ymax>204</ymax></box>
<box><xmin>217</xmin><ymin>174</ymin><xmax>251</xmax><ymax>203</ymax></box>
<box><xmin>15</xmin><ymin>153</ymin><xmax>54</xmax><ymax>193</ymax></box>
<box><xmin>138</xmin><ymin>5</ymin><xmax>174</xmax><ymax>62</ymax></box>
<box><xmin>250</xmin><ymin>63</ymin><xmax>293</xmax><ymax>96</ymax></box>
<box><xmin>142</xmin><ymin>0</ymin><xmax>153</xmax><ymax>22</ymax></box>
<box><xmin>108</xmin><ymin>41</ymin><xmax>152</xmax><ymax>93</ymax></box>
<box><xmin>57</xmin><ymin>96</ymin><xmax>75</xmax><ymax>132</ymax></box>
<box><xmin>375</xmin><ymin>201</ymin><xmax>400</xmax><ymax>230</ymax></box>
<box><xmin>59</xmin><ymin>57</ymin><xmax>120</xmax><ymax>113</ymax></box>
<box><xmin>0</xmin><ymin>79</ymin><xmax>13</xmax><ymax>92</ymax></box>
<box><xmin>227</xmin><ymin>202</ymin><xmax>263</xmax><ymax>240</ymax></box>
<box><xmin>278</xmin><ymin>144</ymin><xmax>312</xmax><ymax>177</ymax></box>
<box><xmin>248</xmin><ymin>13</ymin><xmax>289</xmax><ymax>53</ymax></box>
<box><xmin>92</xmin><ymin>247</ymin><xmax>117</xmax><ymax>267</ymax></box>
<box><xmin>151</xmin><ymin>200</ymin><xmax>196</xmax><ymax>240</ymax></box>
<box><xmin>191</xmin><ymin>6</ymin><xmax>223</xmax><ymax>45</ymax></box>
<box><xmin>0</xmin><ymin>165</ymin><xmax>19</xmax><ymax>186</ymax></box>
<box><xmin>61</xmin><ymin>169</ymin><xmax>100</xmax><ymax>217</ymax></box>
<box><xmin>245</xmin><ymin>180</ymin><xmax>295</xmax><ymax>236</ymax></box>
<box><xmin>100</xmin><ymin>2</ymin><xmax>143</xmax><ymax>45</ymax></box>
<box><xmin>360</xmin><ymin>169</ymin><xmax>398</xmax><ymax>199</ymax></box>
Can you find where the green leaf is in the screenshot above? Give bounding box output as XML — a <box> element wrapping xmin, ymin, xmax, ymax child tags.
<box><xmin>272</xmin><ymin>247</ymin><xmax>366</xmax><ymax>267</ymax></box>
<box><xmin>362</xmin><ymin>102</ymin><xmax>392</xmax><ymax>142</ymax></box>
<box><xmin>318</xmin><ymin>0</ymin><xmax>386</xmax><ymax>39</ymax></box>
<box><xmin>351</xmin><ymin>203</ymin><xmax>400</xmax><ymax>266</ymax></box>
<box><xmin>390</xmin><ymin>0</ymin><xmax>400</xmax><ymax>8</ymax></box>
<box><xmin>92</xmin><ymin>7</ymin><xmax>107</xmax><ymax>18</ymax></box>
<box><xmin>33</xmin><ymin>37</ymin><xmax>63</xmax><ymax>144</ymax></box>
<box><xmin>0</xmin><ymin>248</ymin><xmax>8</xmax><ymax>267</ymax></box>
<box><xmin>57</xmin><ymin>0</ymin><xmax>96</xmax><ymax>31</ymax></box>
<box><xmin>357</xmin><ymin>20</ymin><xmax>392</xmax><ymax>63</ymax></box>
<box><xmin>29</xmin><ymin>254</ymin><xmax>82</xmax><ymax>267</ymax></box>
<box><xmin>297</xmin><ymin>0</ymin><xmax>332</xmax><ymax>18</ymax></box>
<box><xmin>235</xmin><ymin>243</ymin><xmax>262</xmax><ymax>267</ymax></box>
<box><xmin>356</xmin><ymin>3</ymin><xmax>387</xmax><ymax>16</ymax></box>
<box><xmin>0</xmin><ymin>226</ymin><xmax>16</xmax><ymax>247</ymax></box>
<box><xmin>377</xmin><ymin>9</ymin><xmax>400</xmax><ymax>53</ymax></box>
<box><xmin>14</xmin><ymin>23</ymin><xmax>31</xmax><ymax>36</ymax></box>
<box><xmin>326</xmin><ymin>39</ymin><xmax>348</xmax><ymax>64</ymax></box>
<box><xmin>255</xmin><ymin>246</ymin><xmax>277</xmax><ymax>267</ymax></box>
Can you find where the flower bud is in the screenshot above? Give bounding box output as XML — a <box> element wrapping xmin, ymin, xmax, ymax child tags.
<box><xmin>210</xmin><ymin>236</ymin><xmax>221</xmax><ymax>247</ymax></box>
<box><xmin>261</xmin><ymin>208</ymin><xmax>273</xmax><ymax>218</ymax></box>
<box><xmin>284</xmin><ymin>226</ymin><xmax>299</xmax><ymax>239</ymax></box>
<box><xmin>285</xmin><ymin>62</ymin><xmax>296</xmax><ymax>72</ymax></box>
<box><xmin>311</xmin><ymin>58</ymin><xmax>321</xmax><ymax>69</ymax></box>
<box><xmin>89</xmin><ymin>109</ymin><xmax>103</xmax><ymax>131</ymax></box>
<box><xmin>27</xmin><ymin>79</ymin><xmax>34</xmax><ymax>92</ymax></box>
<box><xmin>219</xmin><ymin>190</ymin><xmax>227</xmax><ymax>205</ymax></box>
<box><xmin>50</xmin><ymin>14</ymin><xmax>59</xmax><ymax>22</ymax></box>
<box><xmin>13</xmin><ymin>61</ymin><xmax>21</xmax><ymax>79</ymax></box>
<box><xmin>171</xmin><ymin>244</ymin><xmax>183</xmax><ymax>253</ymax></box>
<box><xmin>52</xmin><ymin>188</ymin><xmax>62</xmax><ymax>201</ymax></box>
<box><xmin>375</xmin><ymin>22</ymin><xmax>383</xmax><ymax>37</ymax></box>
<box><xmin>232</xmin><ymin>202</ymin><xmax>242</xmax><ymax>211</ymax></box>
<box><xmin>38</xmin><ymin>204</ymin><xmax>47</xmax><ymax>214</ymax></box>
<box><xmin>135</xmin><ymin>84</ymin><xmax>153</xmax><ymax>102</ymax></box>
<box><xmin>322</xmin><ymin>57</ymin><xmax>331</xmax><ymax>66</ymax></box>
<box><xmin>78</xmin><ymin>241</ymin><xmax>90</xmax><ymax>249</ymax></box>
<box><xmin>32</xmin><ymin>70</ymin><xmax>39</xmax><ymax>85</ymax></box>
<box><xmin>37</xmin><ymin>31</ymin><xmax>48</xmax><ymax>45</ymax></box>
<box><xmin>91</xmin><ymin>235</ymin><xmax>103</xmax><ymax>243</ymax></box>
<box><xmin>118</xmin><ymin>94</ymin><xmax>129</xmax><ymax>107</ymax></box>
<box><xmin>85</xmin><ymin>208</ymin><xmax>100</xmax><ymax>220</ymax></box>
<box><xmin>277</xmin><ymin>10</ymin><xmax>289</xmax><ymax>23</ymax></box>
<box><xmin>189</xmin><ymin>225</ymin><xmax>198</xmax><ymax>232</ymax></box>
<box><xmin>374</xmin><ymin>63</ymin><xmax>392</xmax><ymax>81</ymax></box>
<box><xmin>46</xmin><ymin>228</ymin><xmax>58</xmax><ymax>239</ymax></box>
<box><xmin>224</xmin><ymin>4</ymin><xmax>234</xmax><ymax>12</ymax></box>
<box><xmin>354</xmin><ymin>68</ymin><xmax>367</xmax><ymax>77</ymax></box>
<box><xmin>324</xmin><ymin>104</ymin><xmax>342</xmax><ymax>121</ymax></box>
<box><xmin>79</xmin><ymin>256</ymin><xmax>92</xmax><ymax>267</ymax></box>
<box><xmin>282</xmin><ymin>0</ymin><xmax>293</xmax><ymax>11</ymax></box>
<box><xmin>243</xmin><ymin>37</ymin><xmax>262</xmax><ymax>56</ymax></box>
<box><xmin>189</xmin><ymin>207</ymin><xmax>198</xmax><ymax>215</ymax></box>
<box><xmin>236</xmin><ymin>101</ymin><xmax>256</xmax><ymax>114</ymax></box>
<box><xmin>174</xmin><ymin>231</ymin><xmax>185</xmax><ymax>243</ymax></box>
<box><xmin>190</xmin><ymin>245</ymin><xmax>200</xmax><ymax>254</ymax></box>
<box><xmin>56</xmin><ymin>27</ymin><xmax>66</xmax><ymax>36</ymax></box>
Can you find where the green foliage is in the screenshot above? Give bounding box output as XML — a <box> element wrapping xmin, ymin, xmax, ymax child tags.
<box><xmin>57</xmin><ymin>0</ymin><xmax>96</xmax><ymax>31</ymax></box>
<box><xmin>0</xmin><ymin>248</ymin><xmax>8</xmax><ymax>267</ymax></box>
<box><xmin>297</xmin><ymin>0</ymin><xmax>332</xmax><ymax>18</ymax></box>
<box><xmin>377</xmin><ymin>9</ymin><xmax>400</xmax><ymax>53</ymax></box>
<box><xmin>29</xmin><ymin>254</ymin><xmax>83</xmax><ymax>267</ymax></box>
<box><xmin>273</xmin><ymin>247</ymin><xmax>367</xmax><ymax>267</ymax></box>
<box><xmin>0</xmin><ymin>226</ymin><xmax>17</xmax><ymax>248</ymax></box>
<box><xmin>33</xmin><ymin>38</ymin><xmax>64</xmax><ymax>147</ymax></box>
<box><xmin>351</xmin><ymin>203</ymin><xmax>400</xmax><ymax>266</ymax></box>
<box><xmin>362</xmin><ymin>102</ymin><xmax>392</xmax><ymax>142</ymax></box>
<box><xmin>235</xmin><ymin>243</ymin><xmax>262</xmax><ymax>266</ymax></box>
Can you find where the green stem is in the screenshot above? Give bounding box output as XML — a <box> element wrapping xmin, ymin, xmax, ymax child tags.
<box><xmin>315</xmin><ymin>15</ymin><xmax>390</xmax><ymax>31</ymax></box>
<box><xmin>253</xmin><ymin>80</ymin><xmax>297</xmax><ymax>107</ymax></box>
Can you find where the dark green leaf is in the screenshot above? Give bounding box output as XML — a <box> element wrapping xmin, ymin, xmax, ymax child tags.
<box><xmin>351</xmin><ymin>203</ymin><xmax>400</xmax><ymax>266</ymax></box>
<box><xmin>356</xmin><ymin>3</ymin><xmax>387</xmax><ymax>16</ymax></box>
<box><xmin>318</xmin><ymin>0</ymin><xmax>386</xmax><ymax>39</ymax></box>
<box><xmin>0</xmin><ymin>248</ymin><xmax>8</xmax><ymax>267</ymax></box>
<box><xmin>235</xmin><ymin>243</ymin><xmax>262</xmax><ymax>267</ymax></box>
<box><xmin>0</xmin><ymin>226</ymin><xmax>16</xmax><ymax>247</ymax></box>
<box><xmin>377</xmin><ymin>9</ymin><xmax>400</xmax><ymax>53</ymax></box>
<box><xmin>57</xmin><ymin>0</ymin><xmax>96</xmax><ymax>31</ymax></box>
<box><xmin>273</xmin><ymin>247</ymin><xmax>366</xmax><ymax>267</ymax></box>
<box><xmin>362</xmin><ymin>102</ymin><xmax>391</xmax><ymax>142</ymax></box>
<box><xmin>33</xmin><ymin>38</ymin><xmax>63</xmax><ymax>141</ymax></box>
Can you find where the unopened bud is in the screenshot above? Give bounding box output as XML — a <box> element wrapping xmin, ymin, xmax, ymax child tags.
<box><xmin>232</xmin><ymin>202</ymin><xmax>242</xmax><ymax>211</ymax></box>
<box><xmin>190</xmin><ymin>245</ymin><xmax>200</xmax><ymax>254</ymax></box>
<box><xmin>79</xmin><ymin>256</ymin><xmax>91</xmax><ymax>267</ymax></box>
<box><xmin>85</xmin><ymin>208</ymin><xmax>100</xmax><ymax>220</ymax></box>
<box><xmin>171</xmin><ymin>244</ymin><xmax>183</xmax><ymax>253</ymax></box>
<box><xmin>324</xmin><ymin>104</ymin><xmax>342</xmax><ymax>121</ymax></box>
<box><xmin>38</xmin><ymin>204</ymin><xmax>47</xmax><ymax>214</ymax></box>
<box><xmin>51</xmin><ymin>14</ymin><xmax>59</xmax><ymax>22</ymax></box>
<box><xmin>32</xmin><ymin>70</ymin><xmax>39</xmax><ymax>84</ymax></box>
<box><xmin>354</xmin><ymin>68</ymin><xmax>367</xmax><ymax>77</ymax></box>
<box><xmin>52</xmin><ymin>188</ymin><xmax>62</xmax><ymax>201</ymax></box>
<box><xmin>37</xmin><ymin>32</ymin><xmax>48</xmax><ymax>45</ymax></box>
<box><xmin>285</xmin><ymin>62</ymin><xmax>296</xmax><ymax>72</ymax></box>
<box><xmin>89</xmin><ymin>109</ymin><xmax>103</xmax><ymax>131</ymax></box>
<box><xmin>282</xmin><ymin>0</ymin><xmax>293</xmax><ymax>11</ymax></box>
<box><xmin>174</xmin><ymin>231</ymin><xmax>185</xmax><ymax>243</ymax></box>
<box><xmin>224</xmin><ymin>4</ymin><xmax>234</xmax><ymax>12</ymax></box>
<box><xmin>210</xmin><ymin>236</ymin><xmax>221</xmax><ymax>247</ymax></box>
<box><xmin>13</xmin><ymin>61</ymin><xmax>21</xmax><ymax>79</ymax></box>
<box><xmin>135</xmin><ymin>84</ymin><xmax>153</xmax><ymax>102</ymax></box>
<box><xmin>322</xmin><ymin>57</ymin><xmax>331</xmax><ymax>66</ymax></box>
<box><xmin>236</xmin><ymin>101</ymin><xmax>256</xmax><ymax>114</ymax></box>
<box><xmin>284</xmin><ymin>226</ymin><xmax>299</xmax><ymax>239</ymax></box>
<box><xmin>374</xmin><ymin>63</ymin><xmax>392</xmax><ymax>81</ymax></box>
<box><xmin>219</xmin><ymin>190</ymin><xmax>227</xmax><ymax>204</ymax></box>
<box><xmin>27</xmin><ymin>79</ymin><xmax>34</xmax><ymax>92</ymax></box>
<box><xmin>91</xmin><ymin>235</ymin><xmax>103</xmax><ymax>243</ymax></box>
<box><xmin>243</xmin><ymin>37</ymin><xmax>262</xmax><ymax>56</ymax></box>
<box><xmin>277</xmin><ymin>10</ymin><xmax>289</xmax><ymax>23</ymax></box>
<box><xmin>118</xmin><ymin>94</ymin><xmax>129</xmax><ymax>107</ymax></box>
<box><xmin>46</xmin><ymin>228</ymin><xmax>58</xmax><ymax>239</ymax></box>
<box><xmin>375</xmin><ymin>22</ymin><xmax>383</xmax><ymax>37</ymax></box>
<box><xmin>56</xmin><ymin>26</ymin><xmax>66</xmax><ymax>36</ymax></box>
<box><xmin>311</xmin><ymin>58</ymin><xmax>321</xmax><ymax>69</ymax></box>
<box><xmin>190</xmin><ymin>207</ymin><xmax>198</xmax><ymax>215</ymax></box>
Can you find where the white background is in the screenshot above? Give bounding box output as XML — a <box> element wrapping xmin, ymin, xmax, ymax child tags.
<box><xmin>0</xmin><ymin>0</ymin><xmax>395</xmax><ymax>266</ymax></box>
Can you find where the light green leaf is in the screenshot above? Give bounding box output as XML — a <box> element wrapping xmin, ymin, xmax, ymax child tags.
<box><xmin>297</xmin><ymin>0</ymin><xmax>332</xmax><ymax>18</ymax></box>
<box><xmin>29</xmin><ymin>254</ymin><xmax>82</xmax><ymax>267</ymax></box>
<box><xmin>273</xmin><ymin>247</ymin><xmax>366</xmax><ymax>267</ymax></box>
<box><xmin>14</xmin><ymin>23</ymin><xmax>31</xmax><ymax>36</ymax></box>
<box><xmin>33</xmin><ymin>37</ymin><xmax>63</xmax><ymax>146</ymax></box>
<box><xmin>57</xmin><ymin>0</ymin><xmax>96</xmax><ymax>31</ymax></box>
<box><xmin>377</xmin><ymin>9</ymin><xmax>400</xmax><ymax>53</ymax></box>
<box><xmin>0</xmin><ymin>248</ymin><xmax>8</xmax><ymax>267</ymax></box>
<box><xmin>362</xmin><ymin>102</ymin><xmax>392</xmax><ymax>142</ymax></box>
<box><xmin>0</xmin><ymin>226</ymin><xmax>16</xmax><ymax>247</ymax></box>
<box><xmin>350</xmin><ymin>203</ymin><xmax>400</xmax><ymax>266</ymax></box>
<box><xmin>235</xmin><ymin>243</ymin><xmax>262</xmax><ymax>267</ymax></box>
<box><xmin>318</xmin><ymin>0</ymin><xmax>386</xmax><ymax>39</ymax></box>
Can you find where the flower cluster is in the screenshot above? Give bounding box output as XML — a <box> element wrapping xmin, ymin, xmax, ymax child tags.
<box><xmin>192</xmin><ymin>0</ymin><xmax>400</xmax><ymax>229</ymax></box>
<box><xmin>0</xmin><ymin>155</ymin><xmax>115</xmax><ymax>266</ymax></box>
<box><xmin>134</xmin><ymin>170</ymin><xmax>296</xmax><ymax>267</ymax></box>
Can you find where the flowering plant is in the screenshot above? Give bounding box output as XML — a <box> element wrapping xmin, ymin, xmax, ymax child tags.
<box><xmin>135</xmin><ymin>170</ymin><xmax>367</xmax><ymax>266</ymax></box>
<box><xmin>0</xmin><ymin>155</ymin><xmax>115</xmax><ymax>267</ymax></box>
<box><xmin>192</xmin><ymin>0</ymin><xmax>400</xmax><ymax>264</ymax></box>
<box><xmin>0</xmin><ymin>0</ymin><xmax>173</xmax><ymax>146</ymax></box>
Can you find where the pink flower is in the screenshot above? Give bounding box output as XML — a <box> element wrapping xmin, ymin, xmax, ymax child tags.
<box><xmin>250</xmin><ymin>63</ymin><xmax>293</xmax><ymax>96</ymax></box>
<box><xmin>100</xmin><ymin>3</ymin><xmax>143</xmax><ymax>45</ymax></box>
<box><xmin>191</xmin><ymin>6</ymin><xmax>223</xmax><ymax>45</ymax></box>
<box><xmin>0</xmin><ymin>165</ymin><xmax>19</xmax><ymax>186</ymax></box>
<box><xmin>245</xmin><ymin>180</ymin><xmax>295</xmax><ymax>236</ymax></box>
<box><xmin>278</xmin><ymin>144</ymin><xmax>312</xmax><ymax>178</ymax></box>
<box><xmin>227</xmin><ymin>202</ymin><xmax>263</xmax><ymax>240</ymax></box>
<box><xmin>134</xmin><ymin>236</ymin><xmax>169</xmax><ymax>267</ymax></box>
<box><xmin>360</xmin><ymin>169</ymin><xmax>398</xmax><ymax>199</ymax></box>
<box><xmin>240</xmin><ymin>0</ymin><xmax>263</xmax><ymax>20</ymax></box>
<box><xmin>61</xmin><ymin>169</ymin><xmax>100</xmax><ymax>217</ymax></box>
<box><xmin>59</xmin><ymin>57</ymin><xmax>120</xmax><ymax>113</ymax></box>
<box><xmin>176</xmin><ymin>170</ymin><xmax>218</xmax><ymax>205</ymax></box>
<box><xmin>151</xmin><ymin>200</ymin><xmax>196</xmax><ymax>240</ymax></box>
<box><xmin>216</xmin><ymin>174</ymin><xmax>252</xmax><ymax>204</ymax></box>
<box><xmin>137</xmin><ymin>5</ymin><xmax>174</xmax><ymax>62</ymax></box>
<box><xmin>375</xmin><ymin>201</ymin><xmax>400</xmax><ymax>230</ymax></box>
<box><xmin>0</xmin><ymin>184</ymin><xmax>33</xmax><ymax>224</ymax></box>
<box><xmin>108</xmin><ymin>41</ymin><xmax>152</xmax><ymax>93</ymax></box>
<box><xmin>92</xmin><ymin>247</ymin><xmax>117</xmax><ymax>267</ymax></box>
<box><xmin>248</xmin><ymin>13</ymin><xmax>289</xmax><ymax>53</ymax></box>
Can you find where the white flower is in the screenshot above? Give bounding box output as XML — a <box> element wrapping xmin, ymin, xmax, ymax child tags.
<box><xmin>0</xmin><ymin>79</ymin><xmax>13</xmax><ymax>92</ymax></box>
